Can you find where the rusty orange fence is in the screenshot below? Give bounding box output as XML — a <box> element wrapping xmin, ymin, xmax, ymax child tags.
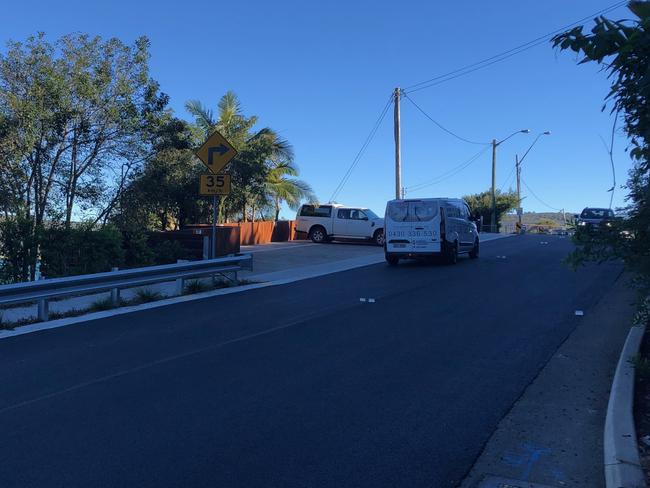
<box><xmin>184</xmin><ymin>220</ymin><xmax>300</xmax><ymax>246</ymax></box>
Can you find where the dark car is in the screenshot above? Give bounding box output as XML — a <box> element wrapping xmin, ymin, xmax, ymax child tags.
<box><xmin>576</xmin><ymin>207</ymin><xmax>615</xmax><ymax>231</ymax></box>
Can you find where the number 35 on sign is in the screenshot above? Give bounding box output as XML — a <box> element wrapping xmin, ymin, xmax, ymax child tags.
<box><xmin>199</xmin><ymin>173</ymin><xmax>231</xmax><ymax>196</ymax></box>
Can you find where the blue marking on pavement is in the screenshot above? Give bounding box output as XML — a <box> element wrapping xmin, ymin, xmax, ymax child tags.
<box><xmin>521</xmin><ymin>444</ymin><xmax>551</xmax><ymax>481</ymax></box>
<box><xmin>501</xmin><ymin>444</ymin><xmax>551</xmax><ymax>481</ymax></box>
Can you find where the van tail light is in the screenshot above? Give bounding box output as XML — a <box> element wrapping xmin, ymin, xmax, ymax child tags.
<box><xmin>440</xmin><ymin>207</ymin><xmax>446</xmax><ymax>240</ymax></box>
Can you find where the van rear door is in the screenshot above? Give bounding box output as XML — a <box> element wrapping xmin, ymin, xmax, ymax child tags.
<box><xmin>385</xmin><ymin>200</ymin><xmax>441</xmax><ymax>254</ymax></box>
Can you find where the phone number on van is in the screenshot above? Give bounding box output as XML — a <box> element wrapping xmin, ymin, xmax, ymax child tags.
<box><xmin>388</xmin><ymin>230</ymin><xmax>435</xmax><ymax>238</ymax></box>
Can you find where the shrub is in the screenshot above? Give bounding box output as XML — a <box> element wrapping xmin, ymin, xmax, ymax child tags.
<box><xmin>134</xmin><ymin>288</ymin><xmax>162</xmax><ymax>303</ymax></box>
<box><xmin>151</xmin><ymin>240</ymin><xmax>187</xmax><ymax>265</ymax></box>
<box><xmin>121</xmin><ymin>229</ymin><xmax>155</xmax><ymax>268</ymax></box>
<box><xmin>184</xmin><ymin>280</ymin><xmax>210</xmax><ymax>294</ymax></box>
<box><xmin>0</xmin><ymin>215</ymin><xmax>41</xmax><ymax>283</ymax></box>
<box><xmin>90</xmin><ymin>297</ymin><xmax>116</xmax><ymax>312</ymax></box>
<box><xmin>40</xmin><ymin>225</ymin><xmax>125</xmax><ymax>278</ymax></box>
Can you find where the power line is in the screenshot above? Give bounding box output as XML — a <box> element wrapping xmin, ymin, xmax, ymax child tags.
<box><xmin>329</xmin><ymin>94</ymin><xmax>393</xmax><ymax>202</ymax></box>
<box><xmin>402</xmin><ymin>92</ymin><xmax>490</xmax><ymax>146</ymax></box>
<box><xmin>406</xmin><ymin>145</ymin><xmax>490</xmax><ymax>194</ymax></box>
<box><xmin>521</xmin><ymin>178</ymin><xmax>562</xmax><ymax>211</ymax></box>
<box><xmin>499</xmin><ymin>165</ymin><xmax>517</xmax><ymax>192</ymax></box>
<box><xmin>403</xmin><ymin>0</ymin><xmax>628</xmax><ymax>94</ymax></box>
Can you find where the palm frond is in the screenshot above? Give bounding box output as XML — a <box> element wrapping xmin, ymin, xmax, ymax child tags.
<box><xmin>185</xmin><ymin>99</ymin><xmax>215</xmax><ymax>136</ymax></box>
<box><xmin>251</xmin><ymin>127</ymin><xmax>295</xmax><ymax>162</ymax></box>
<box><xmin>218</xmin><ymin>91</ymin><xmax>242</xmax><ymax>125</ymax></box>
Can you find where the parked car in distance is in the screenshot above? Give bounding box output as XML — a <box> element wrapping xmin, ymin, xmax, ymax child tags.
<box><xmin>296</xmin><ymin>203</ymin><xmax>385</xmax><ymax>245</ymax></box>
<box><xmin>384</xmin><ymin>198</ymin><xmax>479</xmax><ymax>265</ymax></box>
<box><xmin>576</xmin><ymin>207</ymin><xmax>615</xmax><ymax>231</ymax></box>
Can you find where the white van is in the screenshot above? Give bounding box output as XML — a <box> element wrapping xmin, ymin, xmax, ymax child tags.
<box><xmin>384</xmin><ymin>198</ymin><xmax>479</xmax><ymax>265</ymax></box>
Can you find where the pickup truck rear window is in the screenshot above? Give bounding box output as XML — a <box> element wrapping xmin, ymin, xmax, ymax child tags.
<box><xmin>387</xmin><ymin>202</ymin><xmax>439</xmax><ymax>222</ymax></box>
<box><xmin>300</xmin><ymin>205</ymin><xmax>332</xmax><ymax>217</ymax></box>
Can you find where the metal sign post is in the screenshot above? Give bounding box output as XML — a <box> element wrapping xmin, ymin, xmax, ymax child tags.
<box><xmin>212</xmin><ymin>195</ymin><xmax>217</xmax><ymax>259</ymax></box>
<box><xmin>195</xmin><ymin>129</ymin><xmax>237</xmax><ymax>259</ymax></box>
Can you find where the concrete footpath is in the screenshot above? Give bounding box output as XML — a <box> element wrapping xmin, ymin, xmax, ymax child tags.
<box><xmin>460</xmin><ymin>272</ymin><xmax>637</xmax><ymax>488</ymax></box>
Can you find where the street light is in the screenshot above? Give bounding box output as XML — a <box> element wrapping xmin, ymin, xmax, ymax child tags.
<box><xmin>491</xmin><ymin>129</ymin><xmax>530</xmax><ymax>233</ymax></box>
<box><xmin>519</xmin><ymin>131</ymin><xmax>551</xmax><ymax>166</ymax></box>
<box><xmin>516</xmin><ymin>131</ymin><xmax>551</xmax><ymax>230</ymax></box>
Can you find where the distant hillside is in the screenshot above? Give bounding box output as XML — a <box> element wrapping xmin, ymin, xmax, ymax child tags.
<box><xmin>500</xmin><ymin>211</ymin><xmax>574</xmax><ymax>232</ymax></box>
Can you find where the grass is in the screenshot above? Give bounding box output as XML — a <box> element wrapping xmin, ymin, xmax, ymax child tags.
<box><xmin>134</xmin><ymin>288</ymin><xmax>163</xmax><ymax>304</ymax></box>
<box><xmin>184</xmin><ymin>280</ymin><xmax>210</xmax><ymax>295</ymax></box>
<box><xmin>48</xmin><ymin>308</ymin><xmax>87</xmax><ymax>321</ymax></box>
<box><xmin>89</xmin><ymin>297</ymin><xmax>117</xmax><ymax>312</ymax></box>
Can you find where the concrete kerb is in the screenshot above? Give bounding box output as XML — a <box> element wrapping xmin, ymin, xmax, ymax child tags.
<box><xmin>605</xmin><ymin>323</ymin><xmax>647</xmax><ymax>488</ymax></box>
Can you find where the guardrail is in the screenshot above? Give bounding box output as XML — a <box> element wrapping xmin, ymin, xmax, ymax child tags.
<box><xmin>0</xmin><ymin>254</ymin><xmax>253</xmax><ymax>322</ymax></box>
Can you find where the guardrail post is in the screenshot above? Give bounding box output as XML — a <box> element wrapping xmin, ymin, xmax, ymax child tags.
<box><xmin>202</xmin><ymin>236</ymin><xmax>209</xmax><ymax>260</ymax></box>
<box><xmin>37</xmin><ymin>274</ymin><xmax>49</xmax><ymax>321</ymax></box>
<box><xmin>110</xmin><ymin>267</ymin><xmax>120</xmax><ymax>306</ymax></box>
<box><xmin>174</xmin><ymin>260</ymin><xmax>186</xmax><ymax>295</ymax></box>
<box><xmin>37</xmin><ymin>298</ymin><xmax>49</xmax><ymax>321</ymax></box>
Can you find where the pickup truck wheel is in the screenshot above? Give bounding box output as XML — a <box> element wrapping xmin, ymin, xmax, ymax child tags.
<box><xmin>309</xmin><ymin>226</ymin><xmax>327</xmax><ymax>243</ymax></box>
<box><xmin>374</xmin><ymin>229</ymin><xmax>385</xmax><ymax>247</ymax></box>
<box><xmin>469</xmin><ymin>239</ymin><xmax>479</xmax><ymax>259</ymax></box>
<box><xmin>386</xmin><ymin>253</ymin><xmax>399</xmax><ymax>266</ymax></box>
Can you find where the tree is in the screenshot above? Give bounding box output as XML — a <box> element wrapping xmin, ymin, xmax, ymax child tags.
<box><xmin>0</xmin><ymin>33</ymin><xmax>169</xmax><ymax>280</ymax></box>
<box><xmin>462</xmin><ymin>190</ymin><xmax>518</xmax><ymax>231</ymax></box>
<box><xmin>552</xmin><ymin>1</ymin><xmax>650</xmax><ymax>293</ymax></box>
<box><xmin>185</xmin><ymin>92</ymin><xmax>311</xmax><ymax>222</ymax></box>
<box><xmin>266</xmin><ymin>159</ymin><xmax>315</xmax><ymax>220</ymax></box>
<box><xmin>114</xmin><ymin>119</ymin><xmax>202</xmax><ymax>231</ymax></box>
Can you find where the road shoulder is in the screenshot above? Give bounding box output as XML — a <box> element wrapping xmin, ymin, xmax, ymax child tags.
<box><xmin>460</xmin><ymin>272</ymin><xmax>636</xmax><ymax>488</ymax></box>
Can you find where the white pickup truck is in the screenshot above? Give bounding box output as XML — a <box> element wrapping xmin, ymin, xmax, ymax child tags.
<box><xmin>296</xmin><ymin>203</ymin><xmax>385</xmax><ymax>245</ymax></box>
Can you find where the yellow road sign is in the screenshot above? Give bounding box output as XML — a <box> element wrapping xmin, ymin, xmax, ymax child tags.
<box><xmin>199</xmin><ymin>173</ymin><xmax>231</xmax><ymax>196</ymax></box>
<box><xmin>196</xmin><ymin>130</ymin><xmax>237</xmax><ymax>174</ymax></box>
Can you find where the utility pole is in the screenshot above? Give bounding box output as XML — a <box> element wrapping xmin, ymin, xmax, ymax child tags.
<box><xmin>491</xmin><ymin>139</ymin><xmax>497</xmax><ymax>233</ymax></box>
<box><xmin>516</xmin><ymin>154</ymin><xmax>522</xmax><ymax>231</ymax></box>
<box><xmin>394</xmin><ymin>87</ymin><xmax>402</xmax><ymax>200</ymax></box>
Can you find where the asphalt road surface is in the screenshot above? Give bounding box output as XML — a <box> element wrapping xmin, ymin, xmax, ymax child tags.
<box><xmin>0</xmin><ymin>235</ymin><xmax>622</xmax><ymax>487</ymax></box>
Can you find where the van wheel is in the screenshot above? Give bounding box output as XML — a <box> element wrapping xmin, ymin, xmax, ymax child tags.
<box><xmin>445</xmin><ymin>241</ymin><xmax>459</xmax><ymax>265</ymax></box>
<box><xmin>386</xmin><ymin>253</ymin><xmax>399</xmax><ymax>266</ymax></box>
<box><xmin>469</xmin><ymin>239</ymin><xmax>479</xmax><ymax>259</ymax></box>
<box><xmin>374</xmin><ymin>229</ymin><xmax>385</xmax><ymax>247</ymax></box>
<box><xmin>309</xmin><ymin>226</ymin><xmax>328</xmax><ymax>243</ymax></box>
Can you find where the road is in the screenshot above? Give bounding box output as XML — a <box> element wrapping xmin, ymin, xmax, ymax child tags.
<box><xmin>0</xmin><ymin>235</ymin><xmax>621</xmax><ymax>487</ymax></box>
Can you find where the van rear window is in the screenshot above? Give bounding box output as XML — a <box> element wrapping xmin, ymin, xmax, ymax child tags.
<box><xmin>387</xmin><ymin>201</ymin><xmax>439</xmax><ymax>222</ymax></box>
<box><xmin>300</xmin><ymin>205</ymin><xmax>331</xmax><ymax>217</ymax></box>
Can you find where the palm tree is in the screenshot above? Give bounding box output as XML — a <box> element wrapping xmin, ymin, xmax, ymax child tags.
<box><xmin>186</xmin><ymin>92</ymin><xmax>314</xmax><ymax>222</ymax></box>
<box><xmin>266</xmin><ymin>159</ymin><xmax>315</xmax><ymax>221</ymax></box>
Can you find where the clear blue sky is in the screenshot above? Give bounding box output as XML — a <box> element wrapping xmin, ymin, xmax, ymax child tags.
<box><xmin>3</xmin><ymin>0</ymin><xmax>633</xmax><ymax>217</ymax></box>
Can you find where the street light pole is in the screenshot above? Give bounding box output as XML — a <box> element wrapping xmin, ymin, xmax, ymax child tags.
<box><xmin>491</xmin><ymin>139</ymin><xmax>497</xmax><ymax>233</ymax></box>
<box><xmin>516</xmin><ymin>154</ymin><xmax>522</xmax><ymax>229</ymax></box>
<box><xmin>516</xmin><ymin>131</ymin><xmax>551</xmax><ymax>232</ymax></box>
<box><xmin>491</xmin><ymin>129</ymin><xmax>530</xmax><ymax>233</ymax></box>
